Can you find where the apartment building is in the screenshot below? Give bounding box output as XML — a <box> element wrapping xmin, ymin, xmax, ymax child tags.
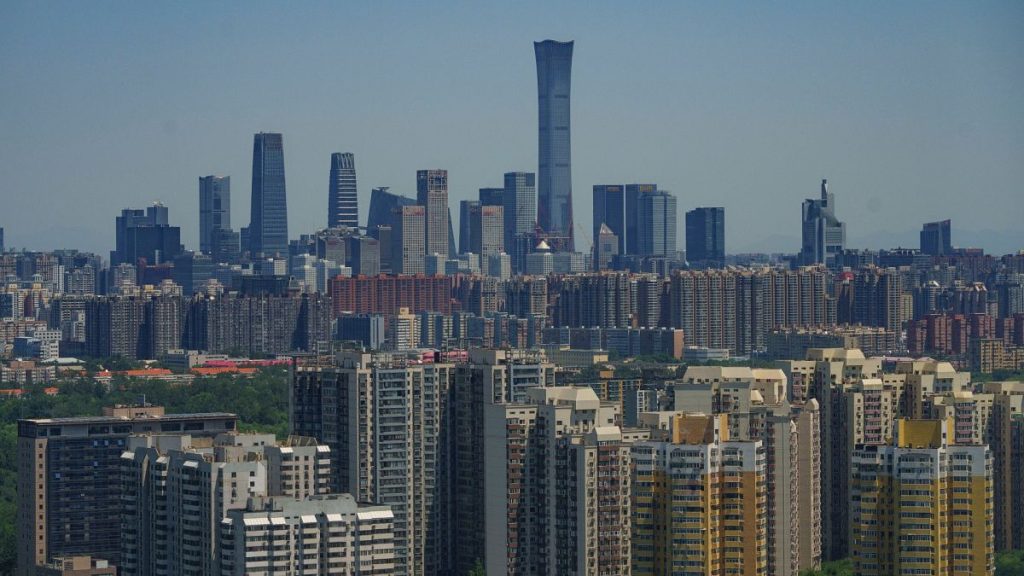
<box><xmin>16</xmin><ymin>406</ymin><xmax>238</xmax><ymax>575</ymax></box>
<box><xmin>850</xmin><ymin>419</ymin><xmax>993</xmax><ymax>575</ymax></box>
<box><xmin>631</xmin><ymin>413</ymin><xmax>768</xmax><ymax>575</ymax></box>
<box><xmin>220</xmin><ymin>494</ymin><xmax>394</xmax><ymax>575</ymax></box>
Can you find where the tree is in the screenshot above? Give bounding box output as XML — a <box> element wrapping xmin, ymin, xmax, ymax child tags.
<box><xmin>468</xmin><ymin>559</ymin><xmax>485</xmax><ymax>576</ymax></box>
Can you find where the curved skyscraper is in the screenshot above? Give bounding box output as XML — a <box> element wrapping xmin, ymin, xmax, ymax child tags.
<box><xmin>535</xmin><ymin>40</ymin><xmax>574</xmax><ymax>250</ymax></box>
<box><xmin>249</xmin><ymin>132</ymin><xmax>288</xmax><ymax>256</ymax></box>
<box><xmin>328</xmin><ymin>152</ymin><xmax>358</xmax><ymax>229</ymax></box>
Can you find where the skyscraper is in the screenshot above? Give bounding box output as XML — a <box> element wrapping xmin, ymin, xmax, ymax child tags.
<box><xmin>800</xmin><ymin>179</ymin><xmax>845</xmax><ymax>266</ymax></box>
<box><xmin>920</xmin><ymin>219</ymin><xmax>952</xmax><ymax>256</ymax></box>
<box><xmin>478</xmin><ymin>187</ymin><xmax>504</xmax><ymax>207</ymax></box>
<box><xmin>593</xmin><ymin>184</ymin><xmax>625</xmax><ymax>254</ymax></box>
<box><xmin>503</xmin><ymin>171</ymin><xmax>536</xmax><ymax>273</ymax></box>
<box><xmin>459</xmin><ymin>200</ymin><xmax>480</xmax><ymax>255</ymax></box>
<box><xmin>685</xmin><ymin>206</ymin><xmax>725</xmax><ymax>265</ymax></box>
<box><xmin>392</xmin><ymin>205</ymin><xmax>425</xmax><ymax>275</ymax></box>
<box><xmin>416</xmin><ymin>169</ymin><xmax>449</xmax><ymax>257</ymax></box>
<box><xmin>535</xmin><ymin>40</ymin><xmax>574</xmax><ymax>249</ymax></box>
<box><xmin>328</xmin><ymin>152</ymin><xmax>358</xmax><ymax>229</ymax></box>
<box><xmin>625</xmin><ymin>183</ymin><xmax>657</xmax><ymax>255</ymax></box>
<box><xmin>249</xmin><ymin>132</ymin><xmax>288</xmax><ymax>256</ymax></box>
<box><xmin>638</xmin><ymin>189</ymin><xmax>677</xmax><ymax>257</ymax></box>
<box><xmin>198</xmin><ymin>175</ymin><xmax>230</xmax><ymax>254</ymax></box>
<box><xmin>112</xmin><ymin>204</ymin><xmax>183</xmax><ymax>266</ymax></box>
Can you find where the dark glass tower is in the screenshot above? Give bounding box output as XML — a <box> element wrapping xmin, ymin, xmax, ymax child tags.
<box><xmin>199</xmin><ymin>175</ymin><xmax>230</xmax><ymax>254</ymax></box>
<box><xmin>535</xmin><ymin>40</ymin><xmax>574</xmax><ymax>250</ymax></box>
<box><xmin>328</xmin><ymin>152</ymin><xmax>358</xmax><ymax>229</ymax></box>
<box><xmin>920</xmin><ymin>219</ymin><xmax>952</xmax><ymax>256</ymax></box>
<box><xmin>593</xmin><ymin>185</ymin><xmax>625</xmax><ymax>254</ymax></box>
<box><xmin>249</xmin><ymin>132</ymin><xmax>288</xmax><ymax>256</ymax></box>
<box><xmin>685</xmin><ymin>207</ymin><xmax>726</xmax><ymax>265</ymax></box>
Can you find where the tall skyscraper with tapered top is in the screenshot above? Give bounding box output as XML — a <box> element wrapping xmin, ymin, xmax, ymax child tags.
<box><xmin>249</xmin><ymin>132</ymin><xmax>288</xmax><ymax>256</ymax></box>
<box><xmin>328</xmin><ymin>152</ymin><xmax>358</xmax><ymax>229</ymax></box>
<box><xmin>416</xmin><ymin>169</ymin><xmax>449</xmax><ymax>258</ymax></box>
<box><xmin>535</xmin><ymin>40</ymin><xmax>574</xmax><ymax>249</ymax></box>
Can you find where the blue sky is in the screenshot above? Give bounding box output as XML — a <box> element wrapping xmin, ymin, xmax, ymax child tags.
<box><xmin>1</xmin><ymin>1</ymin><xmax>1022</xmax><ymax>256</ymax></box>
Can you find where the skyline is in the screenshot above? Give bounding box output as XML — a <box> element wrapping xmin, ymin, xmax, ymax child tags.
<box><xmin>2</xmin><ymin>1</ymin><xmax>1023</xmax><ymax>257</ymax></box>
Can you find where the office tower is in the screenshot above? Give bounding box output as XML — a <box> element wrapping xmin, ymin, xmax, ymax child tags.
<box><xmin>337</xmin><ymin>313</ymin><xmax>387</xmax><ymax>349</ymax></box>
<box><xmin>112</xmin><ymin>204</ymin><xmax>183</xmax><ymax>266</ymax></box>
<box><xmin>416</xmin><ymin>169</ymin><xmax>449</xmax><ymax>257</ymax></box>
<box><xmin>800</xmin><ymin>179</ymin><xmax>846</xmax><ymax>266</ymax></box>
<box><xmin>119</xmin><ymin>433</ymin><xmax>331</xmax><ymax>576</ymax></box>
<box><xmin>503</xmin><ymin>171</ymin><xmax>537</xmax><ymax>272</ymax></box>
<box><xmin>198</xmin><ymin>175</ymin><xmax>231</xmax><ymax>254</ymax></box>
<box><xmin>535</xmin><ymin>40</ymin><xmax>575</xmax><ymax>249</ymax></box>
<box><xmin>392</xmin><ymin>205</ymin><xmax>426</xmax><ymax>275</ymax></box>
<box><xmin>458</xmin><ymin>200</ymin><xmax>480</xmax><ymax>255</ymax></box>
<box><xmin>171</xmin><ymin>251</ymin><xmax>213</xmax><ymax>295</ymax></box>
<box><xmin>595</xmin><ymin>223</ymin><xmax>619</xmax><ymax>270</ymax></box>
<box><xmin>632</xmin><ymin>414</ymin><xmax>767</xmax><ymax>575</ymax></box>
<box><xmin>367</xmin><ymin>187</ymin><xmax>415</xmax><ymax>232</ymax></box>
<box><xmin>478</xmin><ymin>386</ymin><xmax>638</xmax><ymax>575</ymax></box>
<box><xmin>593</xmin><ymin>185</ymin><xmax>625</xmax><ymax>254</ymax></box>
<box><xmin>920</xmin><ymin>219</ymin><xmax>952</xmax><ymax>256</ymax></box>
<box><xmin>347</xmin><ymin>235</ymin><xmax>380</xmax><ymax>276</ymax></box>
<box><xmin>291</xmin><ymin>352</ymin><xmax>456</xmax><ymax>576</ymax></box>
<box><xmin>524</xmin><ymin>241</ymin><xmax>553</xmax><ymax>275</ymax></box>
<box><xmin>638</xmin><ymin>190</ymin><xmax>677</xmax><ymax>256</ymax></box>
<box><xmin>624</xmin><ymin>184</ymin><xmax>656</xmax><ymax>255</ymax></box>
<box><xmin>850</xmin><ymin>419</ymin><xmax>993</xmax><ymax>575</ymax></box>
<box><xmin>486</xmin><ymin>253</ymin><xmax>511</xmax><ymax>280</ymax></box>
<box><xmin>478</xmin><ymin>187</ymin><xmax>504</xmax><ymax>207</ymax></box>
<box><xmin>328</xmin><ymin>152</ymin><xmax>359</xmax><ymax>229</ymax></box>
<box><xmin>221</xmin><ymin>494</ymin><xmax>395</xmax><ymax>575</ymax></box>
<box><xmin>686</xmin><ymin>206</ymin><xmax>725</xmax><ymax>265</ymax></box>
<box><xmin>16</xmin><ymin>406</ymin><xmax>237</xmax><ymax>574</ymax></box>
<box><xmin>249</xmin><ymin>132</ymin><xmax>288</xmax><ymax>256</ymax></box>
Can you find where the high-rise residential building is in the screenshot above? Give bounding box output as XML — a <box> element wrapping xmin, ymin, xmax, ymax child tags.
<box><xmin>16</xmin><ymin>406</ymin><xmax>238</xmax><ymax>574</ymax></box>
<box><xmin>535</xmin><ymin>40</ymin><xmax>574</xmax><ymax>250</ymax></box>
<box><xmin>478</xmin><ymin>187</ymin><xmax>504</xmax><ymax>207</ymax></box>
<box><xmin>249</xmin><ymin>132</ymin><xmax>288</xmax><ymax>256</ymax></box>
<box><xmin>478</xmin><ymin>386</ymin><xmax>641</xmax><ymax>575</ymax></box>
<box><xmin>198</xmin><ymin>175</ymin><xmax>231</xmax><ymax>254</ymax></box>
<box><xmin>989</xmin><ymin>381</ymin><xmax>1024</xmax><ymax>551</ymax></box>
<box><xmin>328</xmin><ymin>152</ymin><xmax>359</xmax><ymax>229</ymax></box>
<box><xmin>638</xmin><ymin>189</ymin><xmax>677</xmax><ymax>257</ymax></box>
<box><xmin>416</xmin><ymin>169</ymin><xmax>449</xmax><ymax>257</ymax></box>
<box><xmin>593</xmin><ymin>185</ymin><xmax>625</xmax><ymax>255</ymax></box>
<box><xmin>624</xmin><ymin>184</ymin><xmax>656</xmax><ymax>255</ymax></box>
<box><xmin>800</xmin><ymin>179</ymin><xmax>845</xmax><ymax>266</ymax></box>
<box><xmin>291</xmin><ymin>352</ymin><xmax>456</xmax><ymax>576</ymax></box>
<box><xmin>850</xmin><ymin>418</ymin><xmax>993</xmax><ymax>575</ymax></box>
<box><xmin>503</xmin><ymin>171</ymin><xmax>537</xmax><ymax>272</ymax></box>
<box><xmin>837</xmin><ymin>266</ymin><xmax>904</xmax><ymax>333</ymax></box>
<box><xmin>391</xmin><ymin>205</ymin><xmax>425</xmax><ymax>275</ymax></box>
<box><xmin>632</xmin><ymin>413</ymin><xmax>767</xmax><ymax>576</ymax></box>
<box><xmin>920</xmin><ymin>219</ymin><xmax>952</xmax><ymax>256</ymax></box>
<box><xmin>685</xmin><ymin>206</ymin><xmax>725</xmax><ymax>265</ymax></box>
<box><xmin>119</xmin><ymin>433</ymin><xmax>331</xmax><ymax>576</ymax></box>
<box><xmin>221</xmin><ymin>494</ymin><xmax>395</xmax><ymax>575</ymax></box>
<box><xmin>458</xmin><ymin>200</ymin><xmax>480</xmax><ymax>255</ymax></box>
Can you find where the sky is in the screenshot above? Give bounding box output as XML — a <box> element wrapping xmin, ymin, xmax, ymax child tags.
<box><xmin>1</xmin><ymin>1</ymin><xmax>1022</xmax><ymax>257</ymax></box>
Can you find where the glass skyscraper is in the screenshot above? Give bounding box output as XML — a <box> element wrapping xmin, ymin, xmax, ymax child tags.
<box><xmin>535</xmin><ymin>40</ymin><xmax>574</xmax><ymax>250</ymax></box>
<box><xmin>593</xmin><ymin>184</ymin><xmax>626</xmax><ymax>254</ymax></box>
<box><xmin>328</xmin><ymin>152</ymin><xmax>358</xmax><ymax>229</ymax></box>
<box><xmin>503</xmin><ymin>171</ymin><xmax>536</xmax><ymax>272</ymax></box>
<box><xmin>638</xmin><ymin>190</ymin><xmax>677</xmax><ymax>257</ymax></box>
<box><xmin>249</xmin><ymin>132</ymin><xmax>288</xmax><ymax>256</ymax></box>
<box><xmin>198</xmin><ymin>175</ymin><xmax>230</xmax><ymax>254</ymax></box>
<box><xmin>685</xmin><ymin>207</ymin><xmax>725</xmax><ymax>265</ymax></box>
<box><xmin>416</xmin><ymin>169</ymin><xmax>450</xmax><ymax>257</ymax></box>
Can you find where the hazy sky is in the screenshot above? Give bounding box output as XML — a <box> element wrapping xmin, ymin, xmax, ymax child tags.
<box><xmin>1</xmin><ymin>1</ymin><xmax>1022</xmax><ymax>257</ymax></box>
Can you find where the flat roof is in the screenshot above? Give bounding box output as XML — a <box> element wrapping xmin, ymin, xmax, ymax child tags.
<box><xmin>20</xmin><ymin>412</ymin><xmax>238</xmax><ymax>426</ymax></box>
